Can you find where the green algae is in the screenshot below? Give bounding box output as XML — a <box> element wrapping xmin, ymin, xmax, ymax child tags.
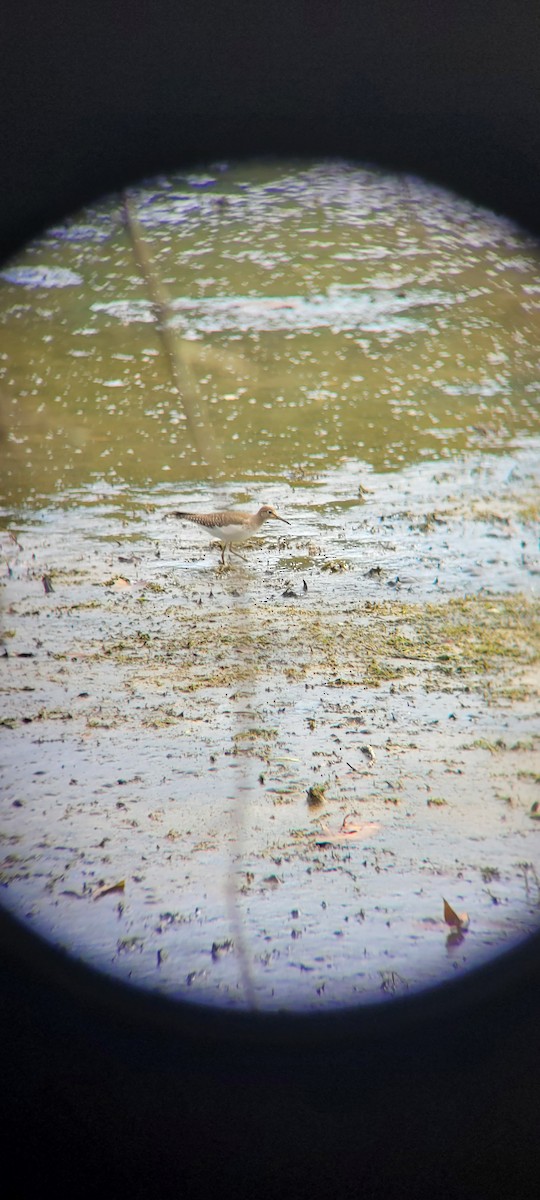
<box><xmin>84</xmin><ymin>592</ymin><xmax>539</xmax><ymax>703</ymax></box>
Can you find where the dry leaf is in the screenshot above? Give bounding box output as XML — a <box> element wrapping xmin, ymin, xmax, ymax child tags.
<box><xmin>92</xmin><ymin>879</ymin><xmax>125</xmax><ymax>901</ymax></box>
<box><xmin>342</xmin><ymin>815</ymin><xmax>378</xmax><ymax>835</ymax></box>
<box><xmin>443</xmin><ymin>898</ymin><xmax>469</xmax><ymax>930</ymax></box>
<box><xmin>315</xmin><ymin>818</ymin><xmax>380</xmax><ymax>846</ymax></box>
<box><xmin>112</xmin><ymin>577</ymin><xmax>131</xmax><ymax>590</ymax></box>
<box><xmin>446</xmin><ymin>928</ymin><xmax>466</xmax><ymax>948</ymax></box>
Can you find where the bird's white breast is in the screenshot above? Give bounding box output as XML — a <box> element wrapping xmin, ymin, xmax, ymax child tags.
<box><xmin>217</xmin><ymin>522</ymin><xmax>252</xmax><ymax>544</ymax></box>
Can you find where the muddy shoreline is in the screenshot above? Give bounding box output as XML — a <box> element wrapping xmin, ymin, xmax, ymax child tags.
<box><xmin>2</xmin><ymin>445</ymin><xmax>539</xmax><ymax>1011</ymax></box>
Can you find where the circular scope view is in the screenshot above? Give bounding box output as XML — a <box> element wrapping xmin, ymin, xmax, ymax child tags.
<box><xmin>1</xmin><ymin>160</ymin><xmax>539</xmax><ymax>1011</ymax></box>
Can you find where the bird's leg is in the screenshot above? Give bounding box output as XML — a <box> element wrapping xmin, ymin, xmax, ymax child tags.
<box><xmin>220</xmin><ymin>543</ymin><xmax>226</xmax><ymax>565</ymax></box>
<box><xmin>229</xmin><ymin>545</ymin><xmax>248</xmax><ymax>562</ymax></box>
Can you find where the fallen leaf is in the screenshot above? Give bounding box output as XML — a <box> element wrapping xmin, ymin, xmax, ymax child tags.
<box><xmin>446</xmin><ymin>928</ymin><xmax>466</xmax><ymax>948</ymax></box>
<box><xmin>315</xmin><ymin>818</ymin><xmax>380</xmax><ymax>846</ymax></box>
<box><xmin>92</xmin><ymin>879</ymin><xmax>125</xmax><ymax>901</ymax></box>
<box><xmin>342</xmin><ymin>815</ymin><xmax>378</xmax><ymax>835</ymax></box>
<box><xmin>443</xmin><ymin>898</ymin><xmax>469</xmax><ymax>930</ymax></box>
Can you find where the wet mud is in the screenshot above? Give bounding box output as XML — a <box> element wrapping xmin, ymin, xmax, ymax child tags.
<box><xmin>2</xmin><ymin>445</ymin><xmax>539</xmax><ymax>1010</ymax></box>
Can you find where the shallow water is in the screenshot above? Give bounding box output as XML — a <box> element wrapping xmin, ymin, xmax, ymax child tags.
<box><xmin>2</xmin><ymin>161</ymin><xmax>540</xmax><ymax>505</ymax></box>
<box><xmin>1</xmin><ymin>161</ymin><xmax>539</xmax><ymax>1011</ymax></box>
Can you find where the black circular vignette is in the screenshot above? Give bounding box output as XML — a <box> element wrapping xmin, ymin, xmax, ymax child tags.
<box><xmin>1</xmin><ymin>4</ymin><xmax>540</xmax><ymax>1198</ymax></box>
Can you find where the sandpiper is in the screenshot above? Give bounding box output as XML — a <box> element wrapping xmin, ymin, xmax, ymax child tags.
<box><xmin>172</xmin><ymin>504</ymin><xmax>290</xmax><ymax>564</ymax></box>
